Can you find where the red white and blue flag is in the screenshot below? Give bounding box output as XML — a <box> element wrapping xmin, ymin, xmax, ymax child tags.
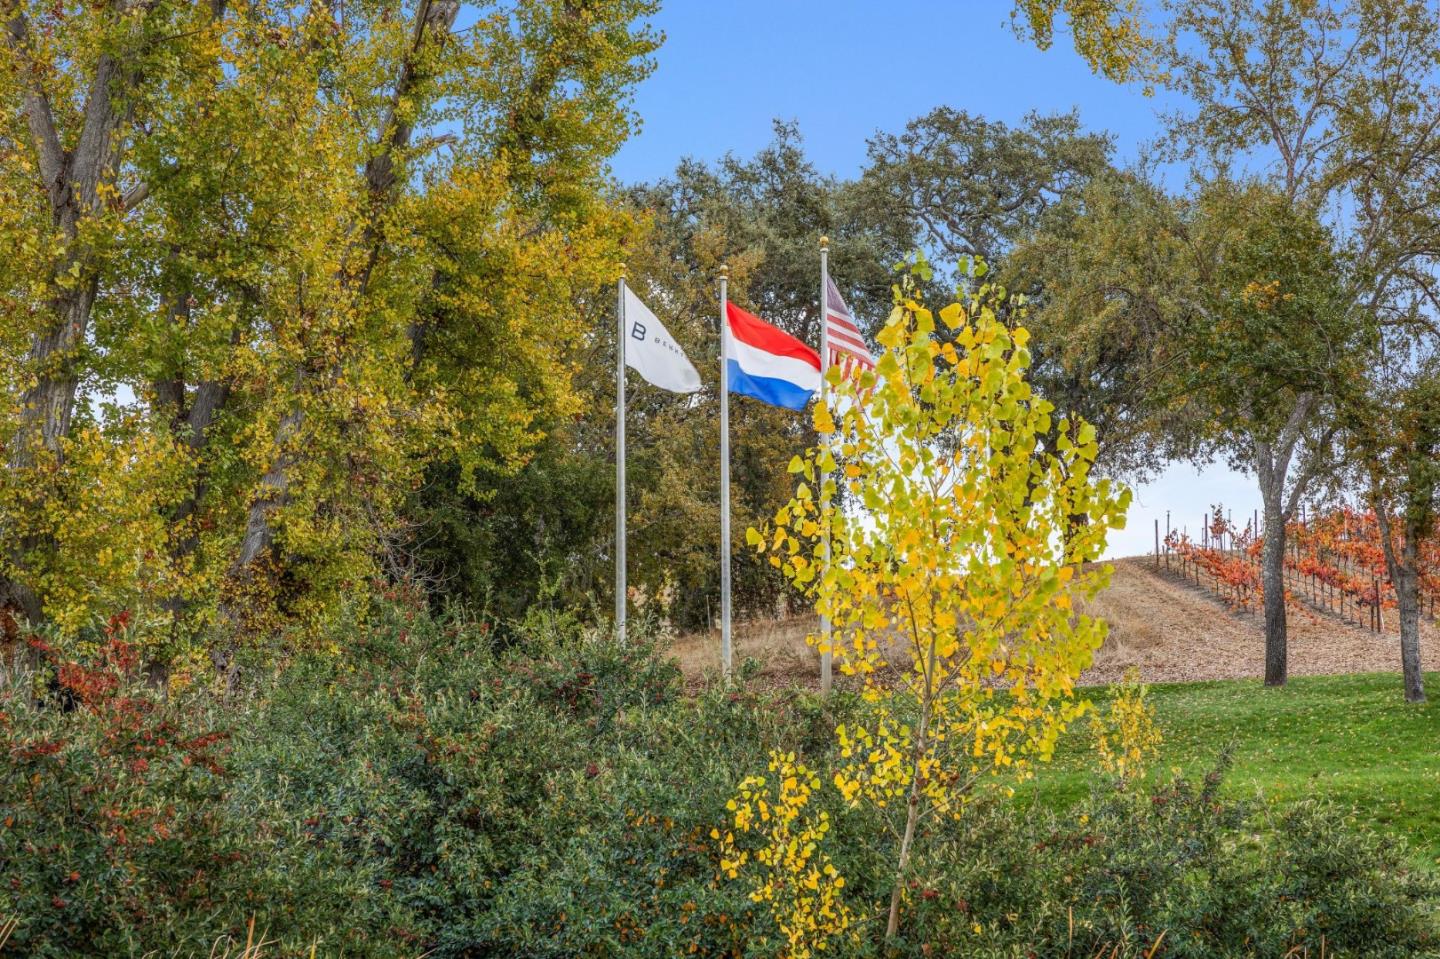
<box><xmin>825</xmin><ymin>277</ymin><xmax>875</xmax><ymax>376</ymax></box>
<box><xmin>724</xmin><ymin>302</ymin><xmax>821</xmax><ymax>410</ymax></box>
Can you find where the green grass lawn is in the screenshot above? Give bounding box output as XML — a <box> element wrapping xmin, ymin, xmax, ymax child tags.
<box><xmin>1025</xmin><ymin>672</ymin><xmax>1440</xmax><ymax>864</ymax></box>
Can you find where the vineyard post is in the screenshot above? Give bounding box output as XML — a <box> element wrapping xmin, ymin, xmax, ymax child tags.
<box><xmin>1155</xmin><ymin>519</ymin><xmax>1160</xmax><ymax>569</ymax></box>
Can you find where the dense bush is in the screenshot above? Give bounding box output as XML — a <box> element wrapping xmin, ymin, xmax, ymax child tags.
<box><xmin>904</xmin><ymin>755</ymin><xmax>1440</xmax><ymax>957</ymax></box>
<box><xmin>2</xmin><ymin>598</ymin><xmax>1437</xmax><ymax>957</ymax></box>
<box><xmin>1</xmin><ymin>622</ymin><xmax>240</xmax><ymax>958</ymax></box>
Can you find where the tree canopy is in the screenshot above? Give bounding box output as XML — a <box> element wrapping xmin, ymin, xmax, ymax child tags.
<box><xmin>1</xmin><ymin>0</ymin><xmax>659</xmax><ymax>671</ymax></box>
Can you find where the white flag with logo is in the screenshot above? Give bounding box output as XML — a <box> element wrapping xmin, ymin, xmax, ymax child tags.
<box><xmin>623</xmin><ymin>288</ymin><xmax>702</xmax><ymax>393</ymax></box>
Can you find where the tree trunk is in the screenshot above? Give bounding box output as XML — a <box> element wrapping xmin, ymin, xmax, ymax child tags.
<box><xmin>885</xmin><ymin>774</ymin><xmax>923</xmax><ymax>939</ymax></box>
<box><xmin>236</xmin><ymin>407</ymin><xmax>302</xmax><ymax>572</ymax></box>
<box><xmin>1396</xmin><ymin>564</ymin><xmax>1425</xmax><ymax>703</ymax></box>
<box><xmin>229</xmin><ymin>0</ymin><xmax>455</xmax><ymax>585</ymax></box>
<box><xmin>886</xmin><ymin>633</ymin><xmax>937</xmax><ymax>940</ymax></box>
<box><xmin>1376</xmin><ymin>508</ymin><xmax>1426</xmax><ymax>704</ymax></box>
<box><xmin>1260</xmin><ymin>494</ymin><xmax>1288</xmax><ymax>687</ymax></box>
<box><xmin>2</xmin><ymin>6</ymin><xmax>149</xmax><ymax>625</ymax></box>
<box><xmin>13</xmin><ymin>288</ymin><xmax>98</xmax><ymax>463</ymax></box>
<box><xmin>0</xmin><ymin>285</ymin><xmax>97</xmax><ymax>626</ymax></box>
<box><xmin>1251</xmin><ymin>395</ymin><xmax>1320</xmax><ymax>689</ymax></box>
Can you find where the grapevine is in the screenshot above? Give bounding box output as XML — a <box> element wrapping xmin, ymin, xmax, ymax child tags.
<box><xmin>1154</xmin><ymin>504</ymin><xmax>1439</xmax><ymax>632</ymax></box>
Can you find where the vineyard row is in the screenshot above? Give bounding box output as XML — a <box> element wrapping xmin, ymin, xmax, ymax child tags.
<box><xmin>1151</xmin><ymin>505</ymin><xmax>1440</xmax><ymax>633</ymax></box>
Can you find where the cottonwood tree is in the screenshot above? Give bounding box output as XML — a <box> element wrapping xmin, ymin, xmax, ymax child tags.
<box><xmin>1011</xmin><ymin>0</ymin><xmax>1158</xmax><ymax>86</ymax></box>
<box><xmin>0</xmin><ymin>0</ymin><xmax>658</xmax><ymax>672</ymax></box>
<box><xmin>748</xmin><ymin>270</ymin><xmax>1127</xmax><ymax>942</ymax></box>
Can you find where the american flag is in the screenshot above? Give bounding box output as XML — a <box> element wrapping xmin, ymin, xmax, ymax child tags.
<box><xmin>824</xmin><ymin>276</ymin><xmax>875</xmax><ymax>376</ymax></box>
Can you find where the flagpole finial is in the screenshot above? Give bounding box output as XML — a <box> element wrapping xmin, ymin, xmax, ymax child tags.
<box><xmin>819</xmin><ymin>235</ymin><xmax>829</xmax><ymax>250</ymax></box>
<box><xmin>719</xmin><ymin>263</ymin><xmax>728</xmax><ymax>280</ymax></box>
<box><xmin>618</xmin><ymin>262</ymin><xmax>626</xmax><ymax>280</ymax></box>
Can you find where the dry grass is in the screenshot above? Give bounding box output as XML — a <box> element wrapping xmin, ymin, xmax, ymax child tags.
<box><xmin>669</xmin><ymin>614</ymin><xmax>821</xmax><ymax>689</ymax></box>
<box><xmin>669</xmin><ymin>557</ymin><xmax>1440</xmax><ymax>689</ymax></box>
<box><xmin>668</xmin><ymin>607</ymin><xmax>919</xmax><ymax>691</ymax></box>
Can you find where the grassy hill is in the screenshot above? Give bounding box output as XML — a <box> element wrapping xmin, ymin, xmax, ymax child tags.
<box><xmin>1026</xmin><ymin>672</ymin><xmax>1440</xmax><ymax>863</ymax></box>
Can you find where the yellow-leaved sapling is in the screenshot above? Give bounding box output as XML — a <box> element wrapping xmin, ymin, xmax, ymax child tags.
<box><xmin>1092</xmin><ymin>666</ymin><xmax>1162</xmax><ymax>783</ymax></box>
<box><xmin>744</xmin><ymin>260</ymin><xmax>1130</xmax><ymax>941</ymax></box>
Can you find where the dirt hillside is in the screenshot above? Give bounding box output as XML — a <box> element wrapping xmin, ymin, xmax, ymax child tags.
<box><xmin>668</xmin><ymin>557</ymin><xmax>1440</xmax><ymax>688</ymax></box>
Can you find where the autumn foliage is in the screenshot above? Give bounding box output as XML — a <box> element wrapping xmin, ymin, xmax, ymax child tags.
<box><xmin>1164</xmin><ymin>503</ymin><xmax>1439</xmax><ymax>630</ymax></box>
<box><xmin>3</xmin><ymin>621</ymin><xmax>234</xmax><ymax>955</ymax></box>
<box><xmin>0</xmin><ymin>0</ymin><xmax>659</xmax><ymax>671</ymax></box>
<box><xmin>733</xmin><ymin>267</ymin><xmax>1130</xmax><ymax>945</ymax></box>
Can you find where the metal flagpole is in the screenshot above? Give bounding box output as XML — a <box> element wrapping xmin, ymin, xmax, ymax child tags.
<box><xmin>719</xmin><ymin>265</ymin><xmax>732</xmax><ymax>680</ymax></box>
<box><xmin>818</xmin><ymin>237</ymin><xmax>832</xmax><ymax>695</ymax></box>
<box><xmin>615</xmin><ymin>268</ymin><xmax>627</xmax><ymax>645</ymax></box>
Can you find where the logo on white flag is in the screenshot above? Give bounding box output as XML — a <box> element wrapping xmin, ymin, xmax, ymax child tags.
<box><xmin>623</xmin><ymin>288</ymin><xmax>702</xmax><ymax>394</ymax></box>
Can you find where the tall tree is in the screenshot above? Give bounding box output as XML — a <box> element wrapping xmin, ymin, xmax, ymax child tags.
<box><xmin>1350</xmin><ymin>372</ymin><xmax>1440</xmax><ymax>704</ymax></box>
<box><xmin>1002</xmin><ymin>171</ymin><xmax>1186</xmax><ymax>484</ymax></box>
<box><xmin>1015</xmin><ymin>175</ymin><xmax>1367</xmax><ymax>686</ymax></box>
<box><xmin>0</xmin><ymin>0</ymin><xmax>658</xmax><ymax>669</ymax></box>
<box><xmin>1155</xmin><ymin>0</ymin><xmax>1440</xmax><ymax>687</ymax></box>
<box><xmin>861</xmin><ymin>109</ymin><xmax>1147</xmax><ymax>505</ymax></box>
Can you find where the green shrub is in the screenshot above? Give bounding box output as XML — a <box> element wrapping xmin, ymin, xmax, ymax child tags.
<box><xmin>900</xmin><ymin>754</ymin><xmax>1440</xmax><ymax>957</ymax></box>
<box><xmin>4</xmin><ymin>598</ymin><xmax>1438</xmax><ymax>957</ymax></box>
<box><xmin>229</xmin><ymin>604</ymin><xmax>830</xmax><ymax>957</ymax></box>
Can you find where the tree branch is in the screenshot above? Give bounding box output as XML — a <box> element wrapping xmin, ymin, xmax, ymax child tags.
<box><xmin>3</xmin><ymin>8</ymin><xmax>66</xmax><ymax>192</ymax></box>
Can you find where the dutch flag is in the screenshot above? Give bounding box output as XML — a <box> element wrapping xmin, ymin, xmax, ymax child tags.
<box><xmin>724</xmin><ymin>302</ymin><xmax>821</xmax><ymax>410</ymax></box>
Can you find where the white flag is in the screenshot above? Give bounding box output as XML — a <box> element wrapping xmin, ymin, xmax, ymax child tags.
<box><xmin>623</xmin><ymin>288</ymin><xmax>702</xmax><ymax>393</ymax></box>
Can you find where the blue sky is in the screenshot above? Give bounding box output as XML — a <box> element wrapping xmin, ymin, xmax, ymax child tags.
<box><xmin>609</xmin><ymin>0</ymin><xmax>1258</xmax><ymax>558</ymax></box>
<box><xmin>610</xmin><ymin>1</ymin><xmax>1172</xmax><ymax>183</ymax></box>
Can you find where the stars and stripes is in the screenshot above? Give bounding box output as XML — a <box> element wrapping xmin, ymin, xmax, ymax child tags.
<box><xmin>824</xmin><ymin>277</ymin><xmax>875</xmax><ymax>376</ymax></box>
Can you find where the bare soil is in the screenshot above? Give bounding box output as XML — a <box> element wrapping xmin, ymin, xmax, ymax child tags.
<box><xmin>667</xmin><ymin>557</ymin><xmax>1440</xmax><ymax>689</ymax></box>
